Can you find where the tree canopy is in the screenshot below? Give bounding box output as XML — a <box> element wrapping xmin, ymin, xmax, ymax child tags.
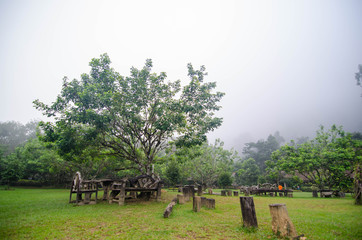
<box><xmin>0</xmin><ymin>120</ymin><xmax>38</xmax><ymax>156</ymax></box>
<box><xmin>234</xmin><ymin>158</ymin><xmax>260</xmax><ymax>186</ymax></box>
<box><xmin>242</xmin><ymin>132</ymin><xmax>284</xmax><ymax>173</ymax></box>
<box><xmin>268</xmin><ymin>125</ymin><xmax>361</xmax><ymax>190</ymax></box>
<box><xmin>34</xmin><ymin>54</ymin><xmax>224</xmax><ymax>175</ymax></box>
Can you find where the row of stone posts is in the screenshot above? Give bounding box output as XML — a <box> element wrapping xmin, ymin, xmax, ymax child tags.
<box><xmin>176</xmin><ymin>185</ymin><xmax>215</xmax><ymax>213</ymax></box>
<box><xmin>221</xmin><ymin>190</ymin><xmax>239</xmax><ymax>196</ymax></box>
<box><xmin>193</xmin><ymin>196</ymin><xmax>215</xmax><ymax>212</ymax></box>
<box><xmin>239</xmin><ymin>196</ymin><xmax>304</xmax><ymax>239</ymax></box>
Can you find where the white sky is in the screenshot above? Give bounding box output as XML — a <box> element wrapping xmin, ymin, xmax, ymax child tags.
<box><xmin>0</xmin><ymin>0</ymin><xmax>361</xmax><ymax>151</ymax></box>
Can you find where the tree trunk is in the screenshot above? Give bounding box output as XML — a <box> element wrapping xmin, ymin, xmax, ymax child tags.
<box><xmin>354</xmin><ymin>164</ymin><xmax>362</xmax><ymax>205</ymax></box>
<box><xmin>269</xmin><ymin>204</ymin><xmax>297</xmax><ymax>238</ymax></box>
<box><xmin>239</xmin><ymin>197</ymin><xmax>258</xmax><ymax>228</ymax></box>
<box><xmin>312</xmin><ymin>190</ymin><xmax>318</xmax><ymax>198</ymax></box>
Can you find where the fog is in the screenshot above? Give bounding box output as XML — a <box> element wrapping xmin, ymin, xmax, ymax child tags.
<box><xmin>1</xmin><ymin>0</ymin><xmax>361</xmax><ymax>153</ymax></box>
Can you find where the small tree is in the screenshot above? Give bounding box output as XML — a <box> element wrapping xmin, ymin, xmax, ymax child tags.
<box><xmin>218</xmin><ymin>172</ymin><xmax>232</xmax><ymax>189</ymax></box>
<box><xmin>171</xmin><ymin>139</ymin><xmax>238</xmax><ymax>187</ymax></box>
<box><xmin>165</xmin><ymin>160</ymin><xmax>180</xmax><ymax>187</ymax></box>
<box><xmin>235</xmin><ymin>158</ymin><xmax>260</xmax><ymax>186</ymax></box>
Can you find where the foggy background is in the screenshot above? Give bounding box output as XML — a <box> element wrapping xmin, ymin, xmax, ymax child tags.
<box><xmin>1</xmin><ymin>0</ymin><xmax>361</xmax><ymax>153</ymax></box>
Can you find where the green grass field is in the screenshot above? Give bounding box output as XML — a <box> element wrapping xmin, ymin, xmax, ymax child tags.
<box><xmin>0</xmin><ymin>188</ymin><xmax>361</xmax><ymax>239</ymax></box>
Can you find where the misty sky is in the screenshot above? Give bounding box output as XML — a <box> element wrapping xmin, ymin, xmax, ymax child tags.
<box><xmin>0</xmin><ymin>0</ymin><xmax>361</xmax><ymax>152</ymax></box>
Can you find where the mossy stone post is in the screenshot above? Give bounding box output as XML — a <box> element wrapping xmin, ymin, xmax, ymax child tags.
<box><xmin>118</xmin><ymin>187</ymin><xmax>125</xmax><ymax>206</ymax></box>
<box><xmin>269</xmin><ymin>192</ymin><xmax>274</xmax><ymax>197</ymax></box>
<box><xmin>177</xmin><ymin>194</ymin><xmax>185</xmax><ymax>204</ymax></box>
<box><xmin>227</xmin><ymin>190</ymin><xmax>232</xmax><ymax>196</ymax></box>
<box><xmin>206</xmin><ymin>198</ymin><xmax>215</xmax><ymax>209</ymax></box>
<box><xmin>182</xmin><ymin>186</ymin><xmax>190</xmax><ymax>201</ymax></box>
<box><xmin>239</xmin><ymin>196</ymin><xmax>258</xmax><ymax>228</ymax></box>
<box><xmin>186</xmin><ymin>185</ymin><xmax>195</xmax><ymax>199</ymax></box>
<box><xmin>221</xmin><ymin>190</ymin><xmax>226</xmax><ymax>196</ymax></box>
<box><xmin>269</xmin><ymin>204</ymin><xmax>297</xmax><ymax>238</ymax></box>
<box><xmin>233</xmin><ymin>191</ymin><xmax>239</xmax><ymax>197</ymax></box>
<box><xmin>156</xmin><ymin>184</ymin><xmax>162</xmax><ymax>202</ymax></box>
<box><xmin>197</xmin><ymin>185</ymin><xmax>203</xmax><ymax>196</ymax></box>
<box><xmin>201</xmin><ymin>197</ymin><xmax>207</xmax><ymax>207</ymax></box>
<box><xmin>208</xmin><ymin>188</ymin><xmax>213</xmax><ymax>195</ymax></box>
<box><xmin>193</xmin><ymin>196</ymin><xmax>201</xmax><ymax>212</ymax></box>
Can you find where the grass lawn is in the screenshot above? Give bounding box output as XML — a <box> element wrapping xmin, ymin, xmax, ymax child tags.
<box><xmin>0</xmin><ymin>188</ymin><xmax>361</xmax><ymax>239</ymax></box>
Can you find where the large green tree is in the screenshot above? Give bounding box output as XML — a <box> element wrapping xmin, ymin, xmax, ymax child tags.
<box><xmin>268</xmin><ymin>125</ymin><xmax>361</xmax><ymax>190</ymax></box>
<box><xmin>34</xmin><ymin>54</ymin><xmax>224</xmax><ymax>175</ymax></box>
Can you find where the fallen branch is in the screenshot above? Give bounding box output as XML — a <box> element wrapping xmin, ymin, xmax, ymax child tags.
<box><xmin>163</xmin><ymin>197</ymin><xmax>177</xmax><ymax>218</ymax></box>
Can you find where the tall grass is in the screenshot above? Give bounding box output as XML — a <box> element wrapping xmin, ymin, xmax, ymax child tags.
<box><xmin>0</xmin><ymin>188</ymin><xmax>361</xmax><ymax>239</ymax></box>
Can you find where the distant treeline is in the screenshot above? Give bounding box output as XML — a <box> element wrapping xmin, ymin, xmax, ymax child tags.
<box><xmin>0</xmin><ymin>121</ymin><xmax>360</xmax><ymax>193</ymax></box>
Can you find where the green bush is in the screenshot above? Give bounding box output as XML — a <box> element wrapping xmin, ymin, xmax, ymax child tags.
<box><xmin>13</xmin><ymin>179</ymin><xmax>43</xmax><ymax>187</ymax></box>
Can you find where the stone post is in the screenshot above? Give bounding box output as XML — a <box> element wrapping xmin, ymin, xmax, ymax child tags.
<box><xmin>269</xmin><ymin>204</ymin><xmax>297</xmax><ymax>238</ymax></box>
<box><xmin>206</xmin><ymin>198</ymin><xmax>215</xmax><ymax>209</ymax></box>
<box><xmin>239</xmin><ymin>196</ymin><xmax>258</xmax><ymax>228</ymax></box>
<box><xmin>177</xmin><ymin>194</ymin><xmax>185</xmax><ymax>204</ymax></box>
<box><xmin>193</xmin><ymin>196</ymin><xmax>201</xmax><ymax>212</ymax></box>
<box><xmin>197</xmin><ymin>185</ymin><xmax>203</xmax><ymax>196</ymax></box>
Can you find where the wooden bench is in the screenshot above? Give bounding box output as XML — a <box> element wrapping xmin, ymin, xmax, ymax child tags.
<box><xmin>69</xmin><ymin>173</ymin><xmax>98</xmax><ymax>204</ymax></box>
<box><xmin>108</xmin><ymin>177</ymin><xmax>162</xmax><ymax>205</ymax></box>
<box><xmin>321</xmin><ymin>192</ymin><xmax>333</xmax><ymax>198</ymax></box>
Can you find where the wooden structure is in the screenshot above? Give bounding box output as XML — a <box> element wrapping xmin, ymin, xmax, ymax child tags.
<box><xmin>69</xmin><ymin>172</ymin><xmax>98</xmax><ymax>204</ymax></box>
<box><xmin>108</xmin><ymin>175</ymin><xmax>162</xmax><ymax>205</ymax></box>
<box><xmin>69</xmin><ymin>173</ymin><xmax>161</xmax><ymax>206</ymax></box>
<box><xmin>319</xmin><ymin>189</ymin><xmax>344</xmax><ymax>198</ymax></box>
<box><xmin>252</xmin><ymin>188</ymin><xmax>293</xmax><ymax>197</ymax></box>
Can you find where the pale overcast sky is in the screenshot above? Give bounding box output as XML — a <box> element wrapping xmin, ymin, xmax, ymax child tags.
<box><xmin>0</xmin><ymin>0</ymin><xmax>361</xmax><ymax>151</ymax></box>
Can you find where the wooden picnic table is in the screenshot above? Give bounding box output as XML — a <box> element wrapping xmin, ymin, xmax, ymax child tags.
<box><xmin>252</xmin><ymin>189</ymin><xmax>293</xmax><ymax>197</ymax></box>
